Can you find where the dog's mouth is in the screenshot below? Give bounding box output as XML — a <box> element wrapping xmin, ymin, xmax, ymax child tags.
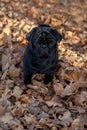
<box><xmin>40</xmin><ymin>51</ymin><xmax>51</xmax><ymax>58</ymax></box>
<box><xmin>40</xmin><ymin>54</ymin><xmax>49</xmax><ymax>58</ymax></box>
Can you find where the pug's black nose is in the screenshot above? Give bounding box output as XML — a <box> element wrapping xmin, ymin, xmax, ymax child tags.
<box><xmin>40</xmin><ymin>50</ymin><xmax>49</xmax><ymax>58</ymax></box>
<box><xmin>41</xmin><ymin>44</ymin><xmax>46</xmax><ymax>48</ymax></box>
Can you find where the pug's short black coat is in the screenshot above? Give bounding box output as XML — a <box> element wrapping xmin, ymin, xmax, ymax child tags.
<box><xmin>23</xmin><ymin>25</ymin><xmax>62</xmax><ymax>85</ymax></box>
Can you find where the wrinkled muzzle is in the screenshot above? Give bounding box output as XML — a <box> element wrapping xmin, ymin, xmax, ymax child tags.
<box><xmin>40</xmin><ymin>48</ymin><xmax>49</xmax><ymax>58</ymax></box>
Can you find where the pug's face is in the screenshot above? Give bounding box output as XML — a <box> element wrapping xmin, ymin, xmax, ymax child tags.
<box><xmin>26</xmin><ymin>25</ymin><xmax>62</xmax><ymax>58</ymax></box>
<box><xmin>33</xmin><ymin>31</ymin><xmax>57</xmax><ymax>49</ymax></box>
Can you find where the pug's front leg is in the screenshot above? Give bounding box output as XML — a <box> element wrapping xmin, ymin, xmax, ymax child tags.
<box><xmin>44</xmin><ymin>73</ymin><xmax>53</xmax><ymax>84</ymax></box>
<box><xmin>24</xmin><ymin>72</ymin><xmax>33</xmax><ymax>85</ymax></box>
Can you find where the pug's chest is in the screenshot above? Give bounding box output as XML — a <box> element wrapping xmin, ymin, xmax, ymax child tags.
<box><xmin>31</xmin><ymin>51</ymin><xmax>57</xmax><ymax>67</ymax></box>
<box><xmin>27</xmin><ymin>46</ymin><xmax>58</xmax><ymax>71</ymax></box>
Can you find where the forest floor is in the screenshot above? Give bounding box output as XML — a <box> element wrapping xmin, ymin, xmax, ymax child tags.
<box><xmin>0</xmin><ymin>0</ymin><xmax>87</xmax><ymax>130</ymax></box>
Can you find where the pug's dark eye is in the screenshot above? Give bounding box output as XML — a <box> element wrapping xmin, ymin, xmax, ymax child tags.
<box><xmin>38</xmin><ymin>39</ymin><xmax>43</xmax><ymax>45</ymax></box>
<box><xmin>46</xmin><ymin>35</ymin><xmax>56</xmax><ymax>47</ymax></box>
<box><xmin>49</xmin><ymin>41</ymin><xmax>56</xmax><ymax>48</ymax></box>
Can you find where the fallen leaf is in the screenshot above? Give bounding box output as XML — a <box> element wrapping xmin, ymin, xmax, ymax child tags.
<box><xmin>62</xmin><ymin>67</ymin><xmax>80</xmax><ymax>82</ymax></box>
<box><xmin>0</xmin><ymin>89</ymin><xmax>3</xmax><ymax>97</ymax></box>
<box><xmin>61</xmin><ymin>83</ymin><xmax>78</xmax><ymax>97</ymax></box>
<box><xmin>0</xmin><ymin>105</ymin><xmax>6</xmax><ymax>116</ymax></box>
<box><xmin>51</xmin><ymin>18</ymin><xmax>62</xmax><ymax>27</ymax></box>
<box><xmin>54</xmin><ymin>82</ymin><xmax>64</xmax><ymax>95</ymax></box>
<box><xmin>3</xmin><ymin>33</ymin><xmax>11</xmax><ymax>45</ymax></box>
<box><xmin>79</xmin><ymin>113</ymin><xmax>87</xmax><ymax>125</ymax></box>
<box><xmin>0</xmin><ymin>113</ymin><xmax>13</xmax><ymax>123</ymax></box>
<box><xmin>13</xmin><ymin>86</ymin><xmax>22</xmax><ymax>97</ymax></box>
<box><xmin>39</xmin><ymin>118</ymin><xmax>47</xmax><ymax>126</ymax></box>
<box><xmin>18</xmin><ymin>95</ymin><xmax>29</xmax><ymax>104</ymax></box>
<box><xmin>2</xmin><ymin>54</ymin><xmax>11</xmax><ymax>72</ymax></box>
<box><xmin>61</xmin><ymin>126</ymin><xmax>69</xmax><ymax>130</ymax></box>
<box><xmin>58</xmin><ymin>111</ymin><xmax>73</xmax><ymax>125</ymax></box>
<box><xmin>71</xmin><ymin>118</ymin><xmax>83</xmax><ymax>130</ymax></box>
<box><xmin>6</xmin><ymin>79</ymin><xmax>14</xmax><ymax>88</ymax></box>
<box><xmin>37</xmin><ymin>112</ymin><xmax>49</xmax><ymax>119</ymax></box>
<box><xmin>74</xmin><ymin>91</ymin><xmax>87</xmax><ymax>106</ymax></box>
<box><xmin>8</xmin><ymin>65</ymin><xmax>21</xmax><ymax>78</ymax></box>
<box><xmin>11</xmin><ymin>106</ymin><xmax>22</xmax><ymax>118</ymax></box>
<box><xmin>28</xmin><ymin>100</ymin><xmax>41</xmax><ymax>115</ymax></box>
<box><xmin>23</xmin><ymin>115</ymin><xmax>35</xmax><ymax>125</ymax></box>
<box><xmin>51</xmin><ymin>126</ymin><xmax>57</xmax><ymax>130</ymax></box>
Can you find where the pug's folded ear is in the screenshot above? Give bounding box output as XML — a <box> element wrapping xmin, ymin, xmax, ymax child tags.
<box><xmin>50</xmin><ymin>29</ymin><xmax>62</xmax><ymax>42</ymax></box>
<box><xmin>26</xmin><ymin>27</ymin><xmax>37</xmax><ymax>41</ymax></box>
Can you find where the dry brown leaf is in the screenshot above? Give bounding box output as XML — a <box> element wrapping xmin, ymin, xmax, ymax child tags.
<box><xmin>0</xmin><ymin>89</ymin><xmax>3</xmax><ymax>97</ymax></box>
<box><xmin>28</xmin><ymin>104</ymin><xmax>41</xmax><ymax>115</ymax></box>
<box><xmin>0</xmin><ymin>105</ymin><xmax>6</xmax><ymax>116</ymax></box>
<box><xmin>6</xmin><ymin>79</ymin><xmax>14</xmax><ymax>88</ymax></box>
<box><xmin>3</xmin><ymin>33</ymin><xmax>11</xmax><ymax>45</ymax></box>
<box><xmin>13</xmin><ymin>86</ymin><xmax>22</xmax><ymax>97</ymax></box>
<box><xmin>62</xmin><ymin>67</ymin><xmax>80</xmax><ymax>82</ymax></box>
<box><xmin>0</xmin><ymin>39</ymin><xmax>3</xmax><ymax>46</ymax></box>
<box><xmin>58</xmin><ymin>111</ymin><xmax>73</xmax><ymax>125</ymax></box>
<box><xmin>37</xmin><ymin>112</ymin><xmax>49</xmax><ymax>119</ymax></box>
<box><xmin>8</xmin><ymin>65</ymin><xmax>21</xmax><ymax>78</ymax></box>
<box><xmin>0</xmin><ymin>93</ymin><xmax>10</xmax><ymax>107</ymax></box>
<box><xmin>66</xmin><ymin>31</ymin><xmax>79</xmax><ymax>41</ymax></box>
<box><xmin>74</xmin><ymin>91</ymin><xmax>87</xmax><ymax>106</ymax></box>
<box><xmin>8</xmin><ymin>119</ymin><xmax>24</xmax><ymax>130</ymax></box>
<box><xmin>1</xmin><ymin>0</ymin><xmax>10</xmax><ymax>3</ymax></box>
<box><xmin>61</xmin><ymin>83</ymin><xmax>78</xmax><ymax>97</ymax></box>
<box><xmin>2</xmin><ymin>54</ymin><xmax>11</xmax><ymax>72</ymax></box>
<box><xmin>18</xmin><ymin>95</ymin><xmax>29</xmax><ymax>104</ymax></box>
<box><xmin>32</xmin><ymin>79</ymin><xmax>43</xmax><ymax>86</ymax></box>
<box><xmin>11</xmin><ymin>106</ymin><xmax>22</xmax><ymax>118</ymax></box>
<box><xmin>0</xmin><ymin>127</ymin><xmax>3</xmax><ymax>130</ymax></box>
<box><xmin>3</xmin><ymin>25</ymin><xmax>11</xmax><ymax>35</ymax></box>
<box><xmin>17</xmin><ymin>36</ymin><xmax>24</xmax><ymax>42</ymax></box>
<box><xmin>28</xmin><ymin>84</ymin><xmax>48</xmax><ymax>95</ymax></box>
<box><xmin>34</xmin><ymin>0</ymin><xmax>40</xmax><ymax>4</ymax></box>
<box><xmin>51</xmin><ymin>126</ymin><xmax>57</xmax><ymax>130</ymax></box>
<box><xmin>1</xmin><ymin>70</ymin><xmax>8</xmax><ymax>80</ymax></box>
<box><xmin>54</xmin><ymin>82</ymin><xmax>64</xmax><ymax>95</ymax></box>
<box><xmin>26</xmin><ymin>7</ymin><xmax>38</xmax><ymax>18</ymax></box>
<box><xmin>39</xmin><ymin>118</ymin><xmax>47</xmax><ymax>126</ymax></box>
<box><xmin>51</xmin><ymin>18</ymin><xmax>62</xmax><ymax>27</ymax></box>
<box><xmin>23</xmin><ymin>115</ymin><xmax>34</xmax><ymax>124</ymax></box>
<box><xmin>79</xmin><ymin>113</ymin><xmax>87</xmax><ymax>125</ymax></box>
<box><xmin>66</xmin><ymin>31</ymin><xmax>74</xmax><ymax>38</ymax></box>
<box><xmin>61</xmin><ymin>126</ymin><xmax>69</xmax><ymax>130</ymax></box>
<box><xmin>71</xmin><ymin>118</ymin><xmax>83</xmax><ymax>130</ymax></box>
<box><xmin>0</xmin><ymin>113</ymin><xmax>13</xmax><ymax>123</ymax></box>
<box><xmin>46</xmin><ymin>100</ymin><xmax>60</xmax><ymax>107</ymax></box>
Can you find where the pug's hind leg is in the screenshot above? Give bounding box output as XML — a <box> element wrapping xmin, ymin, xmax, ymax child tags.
<box><xmin>24</xmin><ymin>72</ymin><xmax>33</xmax><ymax>85</ymax></box>
<box><xmin>44</xmin><ymin>73</ymin><xmax>53</xmax><ymax>84</ymax></box>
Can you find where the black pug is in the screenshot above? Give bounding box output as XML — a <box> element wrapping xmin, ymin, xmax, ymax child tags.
<box><xmin>23</xmin><ymin>25</ymin><xmax>62</xmax><ymax>85</ymax></box>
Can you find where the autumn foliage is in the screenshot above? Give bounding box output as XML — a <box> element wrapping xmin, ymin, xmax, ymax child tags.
<box><xmin>0</xmin><ymin>0</ymin><xmax>87</xmax><ymax>130</ymax></box>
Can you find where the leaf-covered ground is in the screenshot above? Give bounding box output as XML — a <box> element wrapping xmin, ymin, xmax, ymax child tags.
<box><xmin>0</xmin><ymin>0</ymin><xmax>87</xmax><ymax>130</ymax></box>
